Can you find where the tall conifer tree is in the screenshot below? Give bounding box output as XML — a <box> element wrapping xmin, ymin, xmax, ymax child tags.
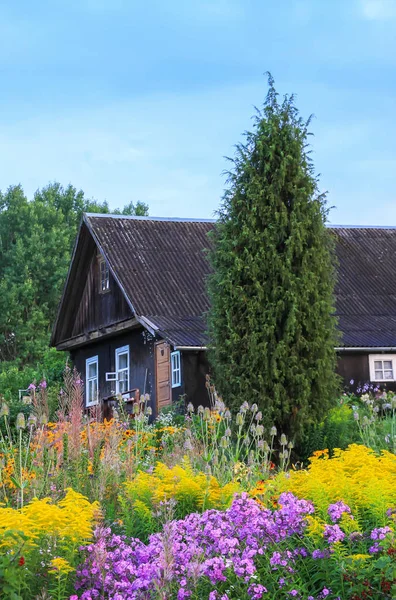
<box><xmin>207</xmin><ymin>76</ymin><xmax>339</xmax><ymax>437</ymax></box>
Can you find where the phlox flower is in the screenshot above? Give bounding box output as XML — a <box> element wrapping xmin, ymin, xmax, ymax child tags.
<box><xmin>327</xmin><ymin>501</ymin><xmax>351</xmax><ymax>523</ymax></box>
<box><xmin>248</xmin><ymin>583</ymin><xmax>267</xmax><ymax>598</ymax></box>
<box><xmin>323</xmin><ymin>524</ymin><xmax>345</xmax><ymax>544</ymax></box>
<box><xmin>370</xmin><ymin>526</ymin><xmax>391</xmax><ymax>540</ymax></box>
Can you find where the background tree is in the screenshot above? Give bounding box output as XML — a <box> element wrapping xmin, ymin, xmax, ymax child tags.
<box><xmin>0</xmin><ymin>183</ymin><xmax>148</xmax><ymax>397</ymax></box>
<box><xmin>207</xmin><ymin>76</ymin><xmax>339</xmax><ymax>439</ymax></box>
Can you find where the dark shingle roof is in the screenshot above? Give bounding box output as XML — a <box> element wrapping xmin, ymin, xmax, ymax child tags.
<box><xmin>85</xmin><ymin>215</ymin><xmax>396</xmax><ymax>349</ymax></box>
<box><xmin>84</xmin><ymin>215</ymin><xmax>215</xmax><ymax>347</ymax></box>
<box><xmin>332</xmin><ymin>226</ymin><xmax>396</xmax><ymax>348</ymax></box>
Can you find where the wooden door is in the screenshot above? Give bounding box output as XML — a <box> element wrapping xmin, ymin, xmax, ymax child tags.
<box><xmin>155</xmin><ymin>341</ymin><xmax>171</xmax><ymax>413</ymax></box>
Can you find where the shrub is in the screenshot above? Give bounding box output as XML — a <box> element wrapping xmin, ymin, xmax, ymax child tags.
<box><xmin>297</xmin><ymin>403</ymin><xmax>359</xmax><ymax>463</ymax></box>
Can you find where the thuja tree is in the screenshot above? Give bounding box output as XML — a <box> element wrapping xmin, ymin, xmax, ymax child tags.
<box><xmin>207</xmin><ymin>76</ymin><xmax>339</xmax><ymax>438</ymax></box>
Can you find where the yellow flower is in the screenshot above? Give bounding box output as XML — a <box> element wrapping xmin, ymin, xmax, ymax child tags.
<box><xmin>266</xmin><ymin>445</ymin><xmax>396</xmax><ymax>521</ymax></box>
<box><xmin>122</xmin><ymin>458</ymin><xmax>240</xmax><ymax>513</ymax></box>
<box><xmin>49</xmin><ymin>557</ymin><xmax>74</xmax><ymax>575</ymax></box>
<box><xmin>0</xmin><ymin>488</ymin><xmax>100</xmax><ymax>549</ymax></box>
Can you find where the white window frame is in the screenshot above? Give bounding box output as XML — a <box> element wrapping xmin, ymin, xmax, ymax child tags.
<box><xmin>86</xmin><ymin>355</ymin><xmax>99</xmax><ymax>406</ymax></box>
<box><xmin>171</xmin><ymin>350</ymin><xmax>181</xmax><ymax>388</ymax></box>
<box><xmin>99</xmin><ymin>258</ymin><xmax>110</xmax><ymax>293</ymax></box>
<box><xmin>369</xmin><ymin>354</ymin><xmax>396</xmax><ymax>382</ymax></box>
<box><xmin>116</xmin><ymin>345</ymin><xmax>130</xmax><ymax>397</ymax></box>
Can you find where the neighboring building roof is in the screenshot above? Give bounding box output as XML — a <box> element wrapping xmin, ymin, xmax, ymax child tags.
<box><xmin>54</xmin><ymin>215</ymin><xmax>396</xmax><ymax>350</ymax></box>
<box><xmin>332</xmin><ymin>226</ymin><xmax>396</xmax><ymax>348</ymax></box>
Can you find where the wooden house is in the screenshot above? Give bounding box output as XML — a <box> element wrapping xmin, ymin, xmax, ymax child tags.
<box><xmin>51</xmin><ymin>216</ymin><xmax>396</xmax><ymax>414</ymax></box>
<box><xmin>50</xmin><ymin>214</ymin><xmax>213</xmax><ymax>416</ymax></box>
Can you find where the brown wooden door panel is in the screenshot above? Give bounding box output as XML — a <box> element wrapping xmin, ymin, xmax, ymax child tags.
<box><xmin>155</xmin><ymin>342</ymin><xmax>171</xmax><ymax>412</ymax></box>
<box><xmin>157</xmin><ymin>343</ymin><xmax>170</xmax><ymax>363</ymax></box>
<box><xmin>157</xmin><ymin>361</ymin><xmax>170</xmax><ymax>384</ymax></box>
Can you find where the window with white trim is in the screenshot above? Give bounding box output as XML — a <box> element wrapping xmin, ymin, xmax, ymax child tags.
<box><xmin>116</xmin><ymin>345</ymin><xmax>130</xmax><ymax>396</ymax></box>
<box><xmin>171</xmin><ymin>351</ymin><xmax>181</xmax><ymax>388</ymax></box>
<box><xmin>86</xmin><ymin>356</ymin><xmax>99</xmax><ymax>406</ymax></box>
<box><xmin>99</xmin><ymin>258</ymin><xmax>110</xmax><ymax>293</ymax></box>
<box><xmin>369</xmin><ymin>354</ymin><xmax>396</xmax><ymax>382</ymax></box>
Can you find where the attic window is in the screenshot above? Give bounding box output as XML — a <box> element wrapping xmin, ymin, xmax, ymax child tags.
<box><xmin>99</xmin><ymin>258</ymin><xmax>110</xmax><ymax>293</ymax></box>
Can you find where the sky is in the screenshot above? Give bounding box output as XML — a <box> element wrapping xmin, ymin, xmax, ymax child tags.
<box><xmin>0</xmin><ymin>0</ymin><xmax>395</xmax><ymax>224</ymax></box>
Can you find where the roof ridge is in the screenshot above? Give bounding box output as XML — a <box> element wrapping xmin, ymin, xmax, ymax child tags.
<box><xmin>84</xmin><ymin>213</ymin><xmax>217</xmax><ymax>223</ymax></box>
<box><xmin>85</xmin><ymin>214</ymin><xmax>396</xmax><ymax>229</ymax></box>
<box><xmin>328</xmin><ymin>224</ymin><xmax>396</xmax><ymax>229</ymax></box>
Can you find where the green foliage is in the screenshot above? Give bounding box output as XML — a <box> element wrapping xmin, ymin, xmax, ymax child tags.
<box><xmin>297</xmin><ymin>403</ymin><xmax>359</xmax><ymax>463</ymax></box>
<box><xmin>0</xmin><ymin>348</ymin><xmax>66</xmax><ymax>401</ymax></box>
<box><xmin>0</xmin><ymin>182</ymin><xmax>148</xmax><ymax>377</ymax></box>
<box><xmin>207</xmin><ymin>75</ymin><xmax>339</xmax><ymax>439</ymax></box>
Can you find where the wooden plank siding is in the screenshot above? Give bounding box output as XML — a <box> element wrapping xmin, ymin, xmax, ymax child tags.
<box><xmin>71</xmin><ymin>251</ymin><xmax>132</xmax><ymax>339</ymax></box>
<box><xmin>337</xmin><ymin>352</ymin><xmax>396</xmax><ymax>392</ymax></box>
<box><xmin>71</xmin><ymin>328</ymin><xmax>157</xmax><ymax>413</ymax></box>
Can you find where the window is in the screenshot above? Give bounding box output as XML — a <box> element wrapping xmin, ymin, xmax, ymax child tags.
<box><xmin>99</xmin><ymin>258</ymin><xmax>110</xmax><ymax>293</ymax></box>
<box><xmin>171</xmin><ymin>351</ymin><xmax>181</xmax><ymax>388</ymax></box>
<box><xmin>86</xmin><ymin>356</ymin><xmax>99</xmax><ymax>406</ymax></box>
<box><xmin>116</xmin><ymin>345</ymin><xmax>130</xmax><ymax>396</ymax></box>
<box><xmin>369</xmin><ymin>354</ymin><xmax>396</xmax><ymax>382</ymax></box>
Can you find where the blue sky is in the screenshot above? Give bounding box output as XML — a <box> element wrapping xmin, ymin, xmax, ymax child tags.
<box><xmin>1</xmin><ymin>0</ymin><xmax>395</xmax><ymax>224</ymax></box>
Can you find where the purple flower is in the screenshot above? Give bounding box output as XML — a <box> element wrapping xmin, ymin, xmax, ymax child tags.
<box><xmin>324</xmin><ymin>524</ymin><xmax>345</xmax><ymax>544</ymax></box>
<box><xmin>28</xmin><ymin>383</ymin><xmax>36</xmax><ymax>390</ymax></box>
<box><xmin>370</xmin><ymin>526</ymin><xmax>391</xmax><ymax>540</ymax></box>
<box><xmin>248</xmin><ymin>584</ymin><xmax>267</xmax><ymax>598</ymax></box>
<box><xmin>328</xmin><ymin>501</ymin><xmax>351</xmax><ymax>523</ymax></box>
<box><xmin>39</xmin><ymin>380</ymin><xmax>47</xmax><ymax>389</ymax></box>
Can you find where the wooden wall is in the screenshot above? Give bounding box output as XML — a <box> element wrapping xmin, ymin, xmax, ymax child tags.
<box><xmin>337</xmin><ymin>352</ymin><xmax>396</xmax><ymax>392</ymax></box>
<box><xmin>71</xmin><ymin>328</ymin><xmax>156</xmax><ymax>410</ymax></box>
<box><xmin>181</xmin><ymin>351</ymin><xmax>211</xmax><ymax>408</ymax></box>
<box><xmin>71</xmin><ymin>252</ymin><xmax>132</xmax><ymax>338</ymax></box>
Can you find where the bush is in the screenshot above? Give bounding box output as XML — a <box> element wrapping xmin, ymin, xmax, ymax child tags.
<box><xmin>0</xmin><ymin>347</ymin><xmax>67</xmax><ymax>420</ymax></box>
<box><xmin>297</xmin><ymin>403</ymin><xmax>359</xmax><ymax>463</ymax></box>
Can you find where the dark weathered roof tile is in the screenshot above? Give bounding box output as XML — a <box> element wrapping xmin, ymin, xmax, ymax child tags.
<box><xmin>86</xmin><ymin>216</ymin><xmax>396</xmax><ymax>349</ymax></box>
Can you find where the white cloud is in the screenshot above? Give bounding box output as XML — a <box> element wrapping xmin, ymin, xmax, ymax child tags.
<box><xmin>0</xmin><ymin>83</ymin><xmax>260</xmax><ymax>217</ymax></box>
<box><xmin>360</xmin><ymin>0</ymin><xmax>396</xmax><ymax>20</ymax></box>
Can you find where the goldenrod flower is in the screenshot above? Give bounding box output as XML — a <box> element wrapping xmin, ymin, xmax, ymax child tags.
<box><xmin>49</xmin><ymin>557</ymin><xmax>74</xmax><ymax>575</ymax></box>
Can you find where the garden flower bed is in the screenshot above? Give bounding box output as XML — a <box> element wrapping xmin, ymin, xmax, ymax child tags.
<box><xmin>0</xmin><ymin>376</ymin><xmax>395</xmax><ymax>599</ymax></box>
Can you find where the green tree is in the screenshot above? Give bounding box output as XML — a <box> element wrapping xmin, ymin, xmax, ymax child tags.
<box><xmin>0</xmin><ymin>183</ymin><xmax>148</xmax><ymax>369</ymax></box>
<box><xmin>207</xmin><ymin>76</ymin><xmax>339</xmax><ymax>439</ymax></box>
